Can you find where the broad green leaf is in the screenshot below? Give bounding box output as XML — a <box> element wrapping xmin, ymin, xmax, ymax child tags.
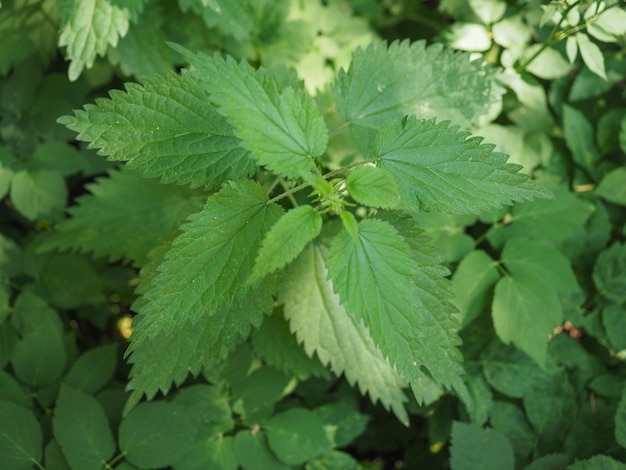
<box><xmin>0</xmin><ymin>233</ymin><xmax>21</xmax><ymax>278</ymax></box>
<box><xmin>451</xmin><ymin>250</ymin><xmax>501</xmax><ymax>327</ymax></box>
<box><xmin>332</xmin><ymin>40</ymin><xmax>504</xmax><ymax>150</ymax></box>
<box><xmin>63</xmin><ymin>344</ymin><xmax>117</xmax><ymax>395</ymax></box>
<box><xmin>264</xmin><ymin>408</ymin><xmax>332</xmax><ymax>466</ymax></box>
<box><xmin>597</xmin><ymin>167</ymin><xmax>626</xmax><ymax>206</ymax></box>
<box><xmin>346</xmin><ymin>165</ymin><xmax>400</xmax><ymax>209</ymax></box>
<box><xmin>173</xmin><ymin>385</ymin><xmax>233</xmax><ymax>440</ymax></box>
<box><xmin>176</xmin><ymin>435</ymin><xmax>238</xmax><ymax>470</ymax></box>
<box><xmin>524</xmin><ymin>45</ymin><xmax>572</xmax><ymax>79</ymax></box>
<box><xmin>58</xmin><ymin>0</ymin><xmax>130</xmax><ymax>81</ymax></box>
<box><xmin>0</xmin><ymin>371</ymin><xmax>31</xmax><ymax>409</ymax></box>
<box><xmin>173</xmin><ymin>46</ymin><xmax>328</xmax><ymax>179</ymax></box>
<box><xmin>443</xmin><ymin>23</ymin><xmax>491</xmax><ymax>52</ymax></box>
<box><xmin>53</xmin><ymin>385</ymin><xmax>115</xmax><ymax>470</ymax></box>
<box><xmin>412</xmin><ymin>212</ymin><xmax>476</xmax><ymax>263</ymax></box>
<box><xmin>119</xmin><ymin>401</ymin><xmax>196</xmax><ymax>469</ymax></box>
<box><xmin>591</xmin><ymin>5</ymin><xmax>626</xmax><ymax>37</ymax></box>
<box><xmin>375</xmin><ymin>117</ymin><xmax>551</xmax><ymax>214</ymax></box>
<box><xmin>492</xmin><ymin>15</ymin><xmax>532</xmax><ymax>48</ymax></box>
<box><xmin>486</xmin><ymin>180</ymin><xmax>595</xmax><ymax>248</ymax></box>
<box><xmin>0</xmin><ymin>401</ymin><xmax>42</xmax><ymax>469</ymax></box>
<box><xmin>569</xmin><ymin>455</ymin><xmax>626</xmax><ymax>470</ymax></box>
<box><xmin>327</xmin><ymin>218</ymin><xmax>466</xmax><ymax>402</ymax></box>
<box><xmin>464</xmin><ymin>365</ymin><xmax>493</xmax><ymax>426</ymax></box>
<box><xmin>249</xmin><ymin>205</ymin><xmax>322</xmax><ymax>284</ymax></box>
<box><xmin>179</xmin><ymin>0</ymin><xmax>255</xmax><ymax>40</ymax></box>
<box><xmin>576</xmin><ymin>33</ymin><xmax>607</xmax><ymax>80</ymax></box>
<box><xmin>616</xmin><ymin>386</ymin><xmax>626</xmax><ymax>450</ymax></box>
<box><xmin>130</xmin><ymin>180</ymin><xmax>282</xmax><ymax>345</ymax></box>
<box><xmin>10</xmin><ymin>168</ymin><xmax>67</xmax><ymax>221</ymax></box>
<box><xmin>307</xmin><ymin>451</ymin><xmax>359</xmax><ymax>470</ymax></box>
<box><xmin>58</xmin><ymin>72</ymin><xmax>254</xmax><ymax>189</ymax></box>
<box><xmin>280</xmin><ymin>243</ymin><xmax>409</xmax><ymax>424</ymax></box>
<box><xmin>603</xmin><ymin>303</ymin><xmax>626</xmax><ymax>351</ymax></box>
<box><xmin>250</xmin><ymin>312</ymin><xmax>331</xmax><ymax>380</ymax></box>
<box><xmin>593</xmin><ymin>243</ymin><xmax>626</xmax><ymax>304</ymax></box>
<box><xmin>490</xmin><ymin>401</ymin><xmax>535</xmax><ymax>463</ymax></box>
<box><xmin>234</xmin><ymin>430</ymin><xmax>289</xmax><ymax>470</ymax></box>
<box><xmin>450</xmin><ymin>421</ymin><xmax>514</xmax><ymax>470</ymax></box>
<box><xmin>29</xmin><ymin>142</ymin><xmax>87</xmax><ymax>177</ymax></box>
<box><xmin>468</xmin><ymin>0</ymin><xmax>506</xmax><ymax>24</ymax></box>
<box><xmin>314</xmin><ymin>401</ymin><xmax>369</xmax><ymax>447</ymax></box>
<box><xmin>563</xmin><ymin>104</ymin><xmax>601</xmax><ymax>174</ymax></box>
<box><xmin>41</xmin><ymin>169</ymin><xmax>201</xmax><ymax>265</ymax></box>
<box><xmin>524</xmin><ymin>454</ymin><xmax>571</xmax><ymax>470</ymax></box>
<box><xmin>232</xmin><ymin>366</ymin><xmax>291</xmax><ymax>423</ymax></box>
<box><xmin>493</xmin><ymin>239</ymin><xmax>581</xmax><ymax>365</ymax></box>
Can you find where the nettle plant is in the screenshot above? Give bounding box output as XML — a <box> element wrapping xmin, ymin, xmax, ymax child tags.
<box><xmin>55</xmin><ymin>40</ymin><xmax>551</xmax><ymax>422</ymax></box>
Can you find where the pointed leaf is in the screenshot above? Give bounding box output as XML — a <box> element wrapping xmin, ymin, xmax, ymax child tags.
<box><xmin>597</xmin><ymin>167</ymin><xmax>626</xmax><ymax>206</ymax></box>
<box><xmin>576</xmin><ymin>33</ymin><xmax>607</xmax><ymax>80</ymax></box>
<box><xmin>563</xmin><ymin>104</ymin><xmax>601</xmax><ymax>173</ymax></box>
<box><xmin>132</xmin><ymin>180</ymin><xmax>283</xmax><ymax>345</ymax></box>
<box><xmin>280</xmin><ymin>243</ymin><xmax>408</xmax><ymax>424</ymax></box>
<box><xmin>327</xmin><ymin>218</ymin><xmax>466</xmax><ymax>401</ymax></box>
<box><xmin>58</xmin><ymin>0</ymin><xmax>130</xmax><ymax>81</ymax></box>
<box><xmin>376</xmin><ymin>117</ymin><xmax>551</xmax><ymax>214</ymax></box>
<box><xmin>249</xmin><ymin>205</ymin><xmax>322</xmax><ymax>284</ymax></box>
<box><xmin>53</xmin><ymin>385</ymin><xmax>115</xmax><ymax>470</ymax></box>
<box><xmin>173</xmin><ymin>46</ymin><xmax>328</xmax><ymax>178</ymax></box>
<box><xmin>0</xmin><ymin>401</ymin><xmax>42</xmax><ymax>469</ymax></box>
<box><xmin>346</xmin><ymin>165</ymin><xmax>400</xmax><ymax>209</ymax></box>
<box><xmin>58</xmin><ymin>72</ymin><xmax>254</xmax><ymax>189</ymax></box>
<box><xmin>63</xmin><ymin>344</ymin><xmax>117</xmax><ymax>395</ymax></box>
<box><xmin>332</xmin><ymin>40</ymin><xmax>504</xmax><ymax>150</ymax></box>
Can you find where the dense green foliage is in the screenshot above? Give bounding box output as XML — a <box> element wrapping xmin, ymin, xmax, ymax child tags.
<box><xmin>1</xmin><ymin>0</ymin><xmax>626</xmax><ymax>468</ymax></box>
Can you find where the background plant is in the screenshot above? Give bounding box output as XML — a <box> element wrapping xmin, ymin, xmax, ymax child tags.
<box><xmin>1</xmin><ymin>0</ymin><xmax>626</xmax><ymax>469</ymax></box>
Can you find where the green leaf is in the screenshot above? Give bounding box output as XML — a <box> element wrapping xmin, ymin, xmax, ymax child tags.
<box><xmin>597</xmin><ymin>167</ymin><xmax>626</xmax><ymax>206</ymax></box>
<box><xmin>249</xmin><ymin>205</ymin><xmax>322</xmax><ymax>285</ymax></box>
<box><xmin>314</xmin><ymin>401</ymin><xmax>369</xmax><ymax>447</ymax></box>
<box><xmin>173</xmin><ymin>385</ymin><xmax>233</xmax><ymax>440</ymax></box>
<box><xmin>173</xmin><ymin>46</ymin><xmax>328</xmax><ymax>179</ymax></box>
<box><xmin>0</xmin><ymin>371</ymin><xmax>32</xmax><ymax>409</ymax></box>
<box><xmin>53</xmin><ymin>385</ymin><xmax>115</xmax><ymax>470</ymax></box>
<box><xmin>10</xmin><ymin>169</ymin><xmax>67</xmax><ymax>221</ymax></box>
<box><xmin>443</xmin><ymin>23</ymin><xmax>492</xmax><ymax>52</ymax></box>
<box><xmin>233</xmin><ymin>366</ymin><xmax>291</xmax><ymax>423</ymax></box>
<box><xmin>464</xmin><ymin>365</ymin><xmax>493</xmax><ymax>426</ymax></box>
<box><xmin>603</xmin><ymin>304</ymin><xmax>626</xmax><ymax>351</ymax></box>
<box><xmin>58</xmin><ymin>72</ymin><xmax>254</xmax><ymax>189</ymax></box>
<box><xmin>63</xmin><ymin>344</ymin><xmax>117</xmax><ymax>395</ymax></box>
<box><xmin>376</xmin><ymin>117</ymin><xmax>551</xmax><ymax>214</ymax></box>
<box><xmin>131</xmin><ymin>180</ymin><xmax>282</xmax><ymax>345</ymax></box>
<box><xmin>563</xmin><ymin>104</ymin><xmax>601</xmax><ymax>174</ymax></box>
<box><xmin>41</xmin><ymin>169</ymin><xmax>201</xmax><ymax>265</ymax></box>
<box><xmin>307</xmin><ymin>450</ymin><xmax>359</xmax><ymax>470</ymax></box>
<box><xmin>490</xmin><ymin>401</ymin><xmax>535</xmax><ymax>462</ymax></box>
<box><xmin>119</xmin><ymin>401</ymin><xmax>197</xmax><ymax>469</ymax></box>
<box><xmin>493</xmin><ymin>239</ymin><xmax>581</xmax><ymax>365</ymax></box>
<box><xmin>234</xmin><ymin>430</ymin><xmax>289</xmax><ymax>470</ymax></box>
<box><xmin>523</xmin><ymin>45</ymin><xmax>572</xmax><ymax>79</ymax></box>
<box><xmin>280</xmin><ymin>243</ymin><xmax>409</xmax><ymax>423</ymax></box>
<box><xmin>616</xmin><ymin>386</ymin><xmax>626</xmax><ymax>450</ymax></box>
<box><xmin>264</xmin><ymin>408</ymin><xmax>332</xmax><ymax>466</ymax></box>
<box><xmin>451</xmin><ymin>250</ymin><xmax>501</xmax><ymax>327</ymax></box>
<box><xmin>58</xmin><ymin>0</ymin><xmax>130</xmax><ymax>81</ymax></box>
<box><xmin>176</xmin><ymin>435</ymin><xmax>238</xmax><ymax>470</ymax></box>
<box><xmin>332</xmin><ymin>40</ymin><xmax>504</xmax><ymax>151</ymax></box>
<box><xmin>568</xmin><ymin>455</ymin><xmax>626</xmax><ymax>470</ymax></box>
<box><xmin>523</xmin><ymin>454</ymin><xmax>571</xmax><ymax>470</ymax></box>
<box><xmin>327</xmin><ymin>218</ymin><xmax>466</xmax><ymax>402</ymax></box>
<box><xmin>0</xmin><ymin>401</ymin><xmax>42</xmax><ymax>470</ymax></box>
<box><xmin>594</xmin><ymin>243</ymin><xmax>626</xmax><ymax>304</ymax></box>
<box><xmin>346</xmin><ymin>165</ymin><xmax>400</xmax><ymax>209</ymax></box>
<box><xmin>576</xmin><ymin>33</ymin><xmax>607</xmax><ymax>80</ymax></box>
<box><xmin>450</xmin><ymin>421</ymin><xmax>514</xmax><ymax>470</ymax></box>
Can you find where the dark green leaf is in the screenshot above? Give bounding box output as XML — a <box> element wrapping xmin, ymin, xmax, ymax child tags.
<box><xmin>173</xmin><ymin>385</ymin><xmax>233</xmax><ymax>440</ymax></box>
<box><xmin>0</xmin><ymin>371</ymin><xmax>31</xmax><ymax>409</ymax></box>
<box><xmin>597</xmin><ymin>167</ymin><xmax>626</xmax><ymax>206</ymax></box>
<box><xmin>10</xmin><ymin>168</ymin><xmax>66</xmax><ymax>221</ymax></box>
<box><xmin>63</xmin><ymin>344</ymin><xmax>117</xmax><ymax>395</ymax></box>
<box><xmin>616</xmin><ymin>386</ymin><xmax>626</xmax><ymax>450</ymax></box>
<box><xmin>176</xmin><ymin>435</ymin><xmax>238</xmax><ymax>470</ymax></box>
<box><xmin>376</xmin><ymin>117</ymin><xmax>551</xmax><ymax>214</ymax></box>
<box><xmin>490</xmin><ymin>401</ymin><xmax>535</xmax><ymax>463</ymax></box>
<box><xmin>0</xmin><ymin>401</ymin><xmax>42</xmax><ymax>470</ymax></box>
<box><xmin>523</xmin><ymin>454</ymin><xmax>571</xmax><ymax>470</ymax></box>
<box><xmin>314</xmin><ymin>401</ymin><xmax>369</xmax><ymax>447</ymax></box>
<box><xmin>593</xmin><ymin>243</ymin><xmax>626</xmax><ymax>304</ymax></box>
<box><xmin>568</xmin><ymin>455</ymin><xmax>626</xmax><ymax>470</ymax></box>
<box><xmin>563</xmin><ymin>104</ymin><xmax>601</xmax><ymax>174</ymax></box>
<box><xmin>450</xmin><ymin>421</ymin><xmax>515</xmax><ymax>470</ymax></box>
<box><xmin>53</xmin><ymin>385</ymin><xmax>115</xmax><ymax>470</ymax></box>
<box><xmin>234</xmin><ymin>430</ymin><xmax>289</xmax><ymax>470</ymax></box>
<box><xmin>232</xmin><ymin>366</ymin><xmax>291</xmax><ymax>423</ymax></box>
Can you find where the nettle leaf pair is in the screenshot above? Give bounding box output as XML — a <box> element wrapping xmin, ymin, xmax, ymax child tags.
<box><xmin>58</xmin><ymin>40</ymin><xmax>550</xmax><ymax>420</ymax></box>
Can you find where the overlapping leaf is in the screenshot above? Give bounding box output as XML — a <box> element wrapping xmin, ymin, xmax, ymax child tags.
<box><xmin>58</xmin><ymin>71</ymin><xmax>254</xmax><ymax>189</ymax></box>
<box><xmin>280</xmin><ymin>243</ymin><xmax>409</xmax><ymax>424</ymax></box>
<box><xmin>173</xmin><ymin>46</ymin><xmax>328</xmax><ymax>178</ymax></box>
<box><xmin>332</xmin><ymin>40</ymin><xmax>504</xmax><ymax>150</ymax></box>
<box><xmin>327</xmin><ymin>218</ymin><xmax>466</xmax><ymax>403</ymax></box>
<box><xmin>130</xmin><ymin>180</ymin><xmax>282</xmax><ymax>346</ymax></box>
<box><xmin>40</xmin><ymin>169</ymin><xmax>201</xmax><ymax>265</ymax></box>
<box><xmin>375</xmin><ymin>116</ymin><xmax>551</xmax><ymax>214</ymax></box>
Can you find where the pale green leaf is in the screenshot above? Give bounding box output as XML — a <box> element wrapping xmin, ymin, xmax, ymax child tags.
<box><xmin>450</xmin><ymin>421</ymin><xmax>514</xmax><ymax>470</ymax></box>
<box><xmin>576</xmin><ymin>33</ymin><xmax>607</xmax><ymax>80</ymax></box>
<box><xmin>563</xmin><ymin>104</ymin><xmax>601</xmax><ymax>173</ymax></box>
<box><xmin>376</xmin><ymin>116</ymin><xmax>551</xmax><ymax>214</ymax></box>
<box><xmin>58</xmin><ymin>0</ymin><xmax>130</xmax><ymax>81</ymax></box>
<box><xmin>346</xmin><ymin>165</ymin><xmax>399</xmax><ymax>209</ymax></box>
<box><xmin>280</xmin><ymin>243</ymin><xmax>409</xmax><ymax>424</ymax></box>
<box><xmin>40</xmin><ymin>169</ymin><xmax>201</xmax><ymax>265</ymax></box>
<box><xmin>493</xmin><ymin>239</ymin><xmax>581</xmax><ymax>365</ymax></box>
<box><xmin>443</xmin><ymin>23</ymin><xmax>491</xmax><ymax>52</ymax></box>
<box><xmin>10</xmin><ymin>169</ymin><xmax>67</xmax><ymax>221</ymax></box>
<box><xmin>492</xmin><ymin>15</ymin><xmax>532</xmax><ymax>48</ymax></box>
<box><xmin>249</xmin><ymin>205</ymin><xmax>322</xmax><ymax>285</ymax></box>
<box><xmin>173</xmin><ymin>46</ymin><xmax>328</xmax><ymax>179</ymax></box>
<box><xmin>0</xmin><ymin>401</ymin><xmax>42</xmax><ymax>469</ymax></box>
<box><xmin>119</xmin><ymin>401</ymin><xmax>196</xmax><ymax>469</ymax></box>
<box><xmin>468</xmin><ymin>0</ymin><xmax>506</xmax><ymax>24</ymax></box>
<box><xmin>524</xmin><ymin>45</ymin><xmax>572</xmax><ymax>79</ymax></box>
<box><xmin>53</xmin><ymin>385</ymin><xmax>115</xmax><ymax>470</ymax></box>
<box><xmin>592</xmin><ymin>6</ymin><xmax>626</xmax><ymax>37</ymax></box>
<box><xmin>264</xmin><ymin>408</ymin><xmax>332</xmax><ymax>466</ymax></box>
<box><xmin>597</xmin><ymin>167</ymin><xmax>626</xmax><ymax>206</ymax></box>
<box><xmin>131</xmin><ymin>180</ymin><xmax>282</xmax><ymax>345</ymax></box>
<box><xmin>327</xmin><ymin>218</ymin><xmax>466</xmax><ymax>401</ymax></box>
<box><xmin>63</xmin><ymin>344</ymin><xmax>117</xmax><ymax>395</ymax></box>
<box><xmin>332</xmin><ymin>40</ymin><xmax>504</xmax><ymax>150</ymax></box>
<box><xmin>58</xmin><ymin>72</ymin><xmax>254</xmax><ymax>189</ymax></box>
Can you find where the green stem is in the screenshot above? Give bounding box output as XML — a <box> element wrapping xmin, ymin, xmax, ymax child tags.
<box><xmin>328</xmin><ymin>121</ymin><xmax>350</xmax><ymax>141</ymax></box>
<box><xmin>105</xmin><ymin>451</ymin><xmax>128</xmax><ymax>469</ymax></box>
